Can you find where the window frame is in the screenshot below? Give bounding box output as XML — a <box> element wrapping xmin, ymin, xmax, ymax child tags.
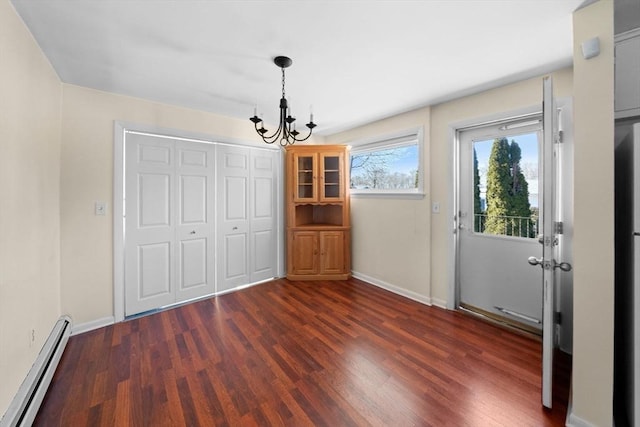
<box><xmin>347</xmin><ymin>127</ymin><xmax>424</xmax><ymax>198</ymax></box>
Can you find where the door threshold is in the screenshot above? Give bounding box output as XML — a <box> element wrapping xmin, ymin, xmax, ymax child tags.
<box><xmin>459</xmin><ymin>303</ymin><xmax>542</xmax><ymax>339</ymax></box>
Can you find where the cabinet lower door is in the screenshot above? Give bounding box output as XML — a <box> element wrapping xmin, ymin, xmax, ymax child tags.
<box><xmin>290</xmin><ymin>231</ymin><xmax>318</xmax><ymax>275</ymax></box>
<box><xmin>319</xmin><ymin>231</ymin><xmax>345</xmax><ymax>274</ymax></box>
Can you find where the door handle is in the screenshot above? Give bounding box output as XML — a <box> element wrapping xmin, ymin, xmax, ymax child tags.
<box><xmin>190</xmin><ymin>230</ymin><xmax>196</xmax><ymax>235</ymax></box>
<box><xmin>554</xmin><ymin>261</ymin><xmax>572</xmax><ymax>272</ymax></box>
<box><xmin>528</xmin><ymin>256</ymin><xmax>542</xmax><ymax>266</ymax></box>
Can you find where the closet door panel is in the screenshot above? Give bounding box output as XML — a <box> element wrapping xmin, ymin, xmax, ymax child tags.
<box><xmin>217</xmin><ymin>146</ymin><xmax>250</xmax><ymax>292</ymax></box>
<box><xmin>250</xmin><ymin>150</ymin><xmax>277</xmax><ymax>282</ymax></box>
<box><xmin>125</xmin><ymin>135</ymin><xmax>176</xmax><ymax>316</ymax></box>
<box><xmin>175</xmin><ymin>141</ymin><xmax>215</xmax><ymax>301</ymax></box>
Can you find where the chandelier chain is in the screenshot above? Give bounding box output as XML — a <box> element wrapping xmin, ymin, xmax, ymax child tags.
<box><xmin>282</xmin><ymin>68</ymin><xmax>286</xmax><ymax>99</ymax></box>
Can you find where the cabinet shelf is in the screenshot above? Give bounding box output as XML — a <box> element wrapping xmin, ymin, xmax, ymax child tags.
<box><xmin>294</xmin><ymin>204</ymin><xmax>344</xmax><ymax>227</ymax></box>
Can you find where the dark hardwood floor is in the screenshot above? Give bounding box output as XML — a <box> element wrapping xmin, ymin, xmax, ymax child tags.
<box><xmin>35</xmin><ymin>278</ymin><xmax>571</xmax><ymax>426</ymax></box>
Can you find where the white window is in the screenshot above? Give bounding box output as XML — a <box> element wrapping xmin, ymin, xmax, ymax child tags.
<box><xmin>348</xmin><ymin>128</ymin><xmax>423</xmax><ymax>197</ymax></box>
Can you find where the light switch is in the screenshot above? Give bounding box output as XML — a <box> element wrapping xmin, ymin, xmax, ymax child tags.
<box><xmin>432</xmin><ymin>202</ymin><xmax>440</xmax><ymax>214</ymax></box>
<box><xmin>95</xmin><ymin>201</ymin><xmax>106</xmax><ymax>216</ymax></box>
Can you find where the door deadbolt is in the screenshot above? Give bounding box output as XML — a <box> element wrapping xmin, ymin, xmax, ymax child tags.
<box><xmin>528</xmin><ymin>256</ymin><xmax>572</xmax><ymax>272</ymax></box>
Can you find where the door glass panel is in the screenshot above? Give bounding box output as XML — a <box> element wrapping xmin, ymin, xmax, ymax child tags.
<box><xmin>297</xmin><ymin>156</ymin><xmax>314</xmax><ymax>198</ymax></box>
<box><xmin>323</xmin><ymin>155</ymin><xmax>340</xmax><ymax>198</ymax></box>
<box><xmin>473</xmin><ymin>132</ymin><xmax>539</xmax><ymax>239</ymax></box>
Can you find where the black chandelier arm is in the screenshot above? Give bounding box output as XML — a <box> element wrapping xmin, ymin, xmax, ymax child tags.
<box><xmin>287</xmin><ymin>124</ymin><xmax>315</xmax><ymax>143</ymax></box>
<box><xmin>250</xmin><ymin>115</ymin><xmax>316</xmax><ymax>145</ymax></box>
<box><xmin>252</xmin><ymin>119</ymin><xmax>284</xmax><ymax>145</ymax></box>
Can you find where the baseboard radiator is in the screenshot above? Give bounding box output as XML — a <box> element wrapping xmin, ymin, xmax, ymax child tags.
<box><xmin>1</xmin><ymin>315</ymin><xmax>72</xmax><ymax>427</ymax></box>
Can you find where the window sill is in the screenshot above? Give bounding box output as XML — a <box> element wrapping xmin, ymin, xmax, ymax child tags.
<box><xmin>350</xmin><ymin>191</ymin><xmax>425</xmax><ymax>200</ymax></box>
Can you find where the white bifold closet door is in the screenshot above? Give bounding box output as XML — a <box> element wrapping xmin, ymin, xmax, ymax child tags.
<box><xmin>125</xmin><ymin>135</ymin><xmax>215</xmax><ymax>316</ymax></box>
<box><xmin>124</xmin><ymin>133</ymin><xmax>278</xmax><ymax>317</ymax></box>
<box><xmin>216</xmin><ymin>145</ymin><xmax>277</xmax><ymax>293</ymax></box>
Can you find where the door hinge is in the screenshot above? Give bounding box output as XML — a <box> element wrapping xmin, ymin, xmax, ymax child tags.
<box><xmin>555</xmin><ymin>312</ymin><xmax>562</xmax><ymax>325</ymax></box>
<box><xmin>553</xmin><ymin>221</ymin><xmax>563</xmax><ymax>235</ymax></box>
<box><xmin>557</xmin><ymin>130</ymin><xmax>564</xmax><ymax>144</ymax></box>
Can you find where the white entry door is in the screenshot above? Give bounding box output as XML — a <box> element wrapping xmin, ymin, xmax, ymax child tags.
<box><xmin>457</xmin><ymin>117</ymin><xmax>544</xmax><ymax>332</ymax></box>
<box><xmin>539</xmin><ymin>76</ymin><xmax>572</xmax><ymax>408</ymax></box>
<box><xmin>457</xmin><ymin>78</ymin><xmax>573</xmax><ymax>409</ymax></box>
<box><xmin>125</xmin><ymin>134</ymin><xmax>215</xmax><ymax>316</ymax></box>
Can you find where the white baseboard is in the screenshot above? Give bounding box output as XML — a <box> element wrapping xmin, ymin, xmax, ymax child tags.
<box><xmin>431</xmin><ymin>297</ymin><xmax>447</xmax><ymax>309</ymax></box>
<box><xmin>566</xmin><ymin>411</ymin><xmax>600</xmax><ymax>427</ymax></box>
<box><xmin>352</xmin><ymin>271</ymin><xmax>434</xmax><ymax>307</ymax></box>
<box><xmin>71</xmin><ymin>316</ymin><xmax>115</xmax><ymax>335</ymax></box>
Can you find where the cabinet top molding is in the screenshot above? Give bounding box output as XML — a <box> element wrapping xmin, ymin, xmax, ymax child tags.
<box><xmin>285</xmin><ymin>144</ymin><xmax>350</xmax><ymax>152</ymax></box>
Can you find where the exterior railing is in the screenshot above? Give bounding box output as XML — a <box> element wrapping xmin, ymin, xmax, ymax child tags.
<box><xmin>474</xmin><ymin>214</ymin><xmax>538</xmax><ymax>238</ymax></box>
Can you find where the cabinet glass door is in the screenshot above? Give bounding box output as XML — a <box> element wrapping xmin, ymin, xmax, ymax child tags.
<box><xmin>294</xmin><ymin>154</ymin><xmax>317</xmax><ymax>201</ymax></box>
<box><xmin>321</xmin><ymin>153</ymin><xmax>342</xmax><ymax>201</ymax></box>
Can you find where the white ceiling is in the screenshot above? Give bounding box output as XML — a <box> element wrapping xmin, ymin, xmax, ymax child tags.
<box><xmin>11</xmin><ymin>0</ymin><xmax>584</xmax><ymax>135</ymax></box>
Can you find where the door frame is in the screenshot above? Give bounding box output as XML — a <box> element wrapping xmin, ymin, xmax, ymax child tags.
<box><xmin>113</xmin><ymin>121</ymin><xmax>283</xmax><ymax>322</ymax></box>
<box><xmin>449</xmin><ymin>99</ymin><xmax>573</xmax><ymax>352</ymax></box>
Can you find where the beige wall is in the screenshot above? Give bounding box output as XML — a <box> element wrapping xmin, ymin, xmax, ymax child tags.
<box><xmin>571</xmin><ymin>1</ymin><xmax>615</xmax><ymax>425</ymax></box>
<box><xmin>325</xmin><ymin>108</ymin><xmax>432</xmax><ymax>303</ymax></box>
<box><xmin>0</xmin><ymin>0</ymin><xmax>62</xmax><ymax>415</ymax></box>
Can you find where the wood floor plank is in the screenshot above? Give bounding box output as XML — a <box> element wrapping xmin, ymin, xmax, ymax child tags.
<box><xmin>34</xmin><ymin>278</ymin><xmax>571</xmax><ymax>426</ymax></box>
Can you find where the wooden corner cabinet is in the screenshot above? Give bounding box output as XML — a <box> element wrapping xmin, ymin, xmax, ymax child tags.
<box><xmin>285</xmin><ymin>145</ymin><xmax>351</xmax><ymax>280</ymax></box>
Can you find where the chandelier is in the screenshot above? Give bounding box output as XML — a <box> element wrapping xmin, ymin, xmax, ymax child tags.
<box><xmin>250</xmin><ymin>56</ymin><xmax>316</xmax><ymax>146</ymax></box>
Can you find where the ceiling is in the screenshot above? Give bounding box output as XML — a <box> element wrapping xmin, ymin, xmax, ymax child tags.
<box><xmin>11</xmin><ymin>0</ymin><xmax>586</xmax><ymax>136</ymax></box>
